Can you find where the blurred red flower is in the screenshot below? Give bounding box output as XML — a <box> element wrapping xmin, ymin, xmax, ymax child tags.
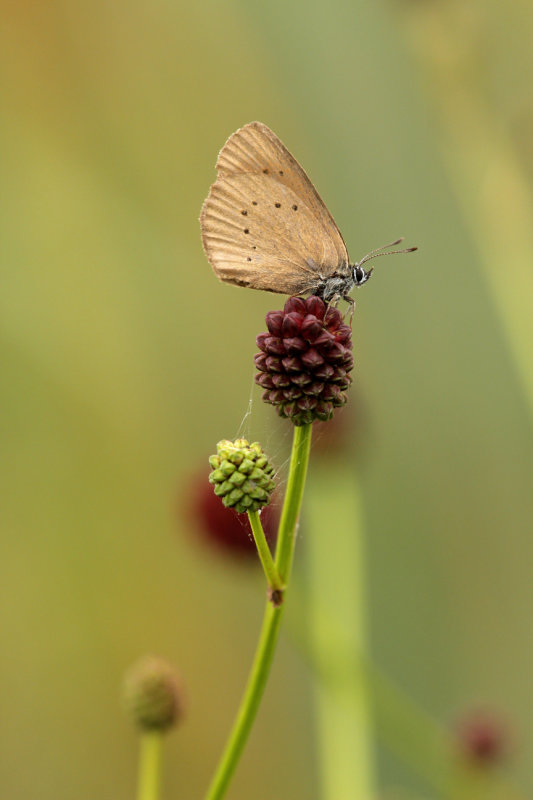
<box><xmin>183</xmin><ymin>469</ymin><xmax>279</xmax><ymax>560</ymax></box>
<box><xmin>456</xmin><ymin>708</ymin><xmax>511</xmax><ymax>767</ymax></box>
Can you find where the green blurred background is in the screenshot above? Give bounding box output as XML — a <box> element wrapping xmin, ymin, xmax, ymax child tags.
<box><xmin>1</xmin><ymin>1</ymin><xmax>533</xmax><ymax>797</ymax></box>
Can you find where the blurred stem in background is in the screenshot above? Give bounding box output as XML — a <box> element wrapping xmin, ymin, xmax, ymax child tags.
<box><xmin>291</xmin><ymin>442</ymin><xmax>525</xmax><ymax>799</ymax></box>
<box><xmin>404</xmin><ymin>4</ymin><xmax>533</xmax><ymax>426</ymax></box>
<box><xmin>205</xmin><ymin>424</ymin><xmax>312</xmax><ymax>800</ymax></box>
<box><xmin>452</xmin><ymin>764</ymin><xmax>524</xmax><ymax>800</ymax></box>
<box><xmin>137</xmin><ymin>732</ymin><xmax>163</xmax><ymax>800</ymax></box>
<box><xmin>292</xmin><ymin>595</ymin><xmax>525</xmax><ymax>799</ymax></box>
<box><xmin>305</xmin><ymin>461</ymin><xmax>375</xmax><ymax>799</ymax></box>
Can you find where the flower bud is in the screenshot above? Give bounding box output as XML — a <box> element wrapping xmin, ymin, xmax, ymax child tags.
<box><xmin>209</xmin><ymin>439</ymin><xmax>275</xmax><ymax>514</ymax></box>
<box><xmin>124</xmin><ymin>656</ymin><xmax>184</xmax><ymax>732</ymax></box>
<box><xmin>255</xmin><ymin>296</ymin><xmax>354</xmax><ymax>425</ymax></box>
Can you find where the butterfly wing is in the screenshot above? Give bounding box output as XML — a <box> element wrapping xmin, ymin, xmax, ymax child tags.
<box><xmin>201</xmin><ymin>121</ymin><xmax>350</xmax><ymax>295</ymax></box>
<box><xmin>202</xmin><ymin>173</ymin><xmax>336</xmax><ymax>294</ymax></box>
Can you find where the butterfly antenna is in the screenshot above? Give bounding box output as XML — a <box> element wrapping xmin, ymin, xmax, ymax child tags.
<box><xmin>361</xmin><ymin>237</ymin><xmax>405</xmax><ymax>258</ymax></box>
<box><xmin>357</xmin><ymin>240</ymin><xmax>418</xmax><ymax>267</ymax></box>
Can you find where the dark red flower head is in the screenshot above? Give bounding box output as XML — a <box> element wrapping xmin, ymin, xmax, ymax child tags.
<box><xmin>254</xmin><ymin>296</ymin><xmax>354</xmax><ymax>426</ymax></box>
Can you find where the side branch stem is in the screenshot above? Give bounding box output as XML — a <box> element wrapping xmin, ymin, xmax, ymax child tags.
<box><xmin>204</xmin><ymin>423</ymin><xmax>312</xmax><ymax>800</ymax></box>
<box><xmin>247</xmin><ymin>510</ymin><xmax>284</xmax><ymax>600</ymax></box>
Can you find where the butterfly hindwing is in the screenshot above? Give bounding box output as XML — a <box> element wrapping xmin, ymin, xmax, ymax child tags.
<box><xmin>202</xmin><ymin>173</ymin><xmax>341</xmax><ymax>294</ymax></box>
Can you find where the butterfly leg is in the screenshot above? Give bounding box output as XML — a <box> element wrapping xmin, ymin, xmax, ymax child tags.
<box><xmin>343</xmin><ymin>295</ymin><xmax>355</xmax><ymax>325</ymax></box>
<box><xmin>324</xmin><ymin>294</ymin><xmax>341</xmax><ymax>323</ymax></box>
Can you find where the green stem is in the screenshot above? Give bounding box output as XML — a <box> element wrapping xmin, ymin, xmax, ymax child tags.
<box><xmin>204</xmin><ymin>423</ymin><xmax>312</xmax><ymax>800</ymax></box>
<box><xmin>247</xmin><ymin>509</ymin><xmax>284</xmax><ymax>600</ymax></box>
<box><xmin>306</xmin><ymin>466</ymin><xmax>375</xmax><ymax>800</ymax></box>
<box><xmin>137</xmin><ymin>732</ymin><xmax>163</xmax><ymax>800</ymax></box>
<box><xmin>274</xmin><ymin>424</ymin><xmax>313</xmax><ymax>580</ymax></box>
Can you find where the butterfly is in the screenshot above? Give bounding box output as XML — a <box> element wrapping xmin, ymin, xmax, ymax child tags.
<box><xmin>200</xmin><ymin>121</ymin><xmax>416</xmax><ymax>309</ymax></box>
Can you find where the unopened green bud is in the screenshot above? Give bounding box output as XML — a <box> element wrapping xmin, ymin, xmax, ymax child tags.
<box><xmin>208</xmin><ymin>439</ymin><xmax>275</xmax><ymax>514</ymax></box>
<box><xmin>123</xmin><ymin>656</ymin><xmax>184</xmax><ymax>732</ymax></box>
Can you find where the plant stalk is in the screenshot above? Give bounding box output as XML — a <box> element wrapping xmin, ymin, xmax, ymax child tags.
<box><xmin>204</xmin><ymin>423</ymin><xmax>312</xmax><ymax>800</ymax></box>
<box><xmin>306</xmin><ymin>464</ymin><xmax>375</xmax><ymax>799</ymax></box>
<box><xmin>137</xmin><ymin>732</ymin><xmax>163</xmax><ymax>800</ymax></box>
<box><xmin>247</xmin><ymin>509</ymin><xmax>284</xmax><ymax>601</ymax></box>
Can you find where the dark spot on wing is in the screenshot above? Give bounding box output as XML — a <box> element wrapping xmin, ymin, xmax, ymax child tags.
<box><xmin>279</xmin><ymin>170</ymin><xmax>284</xmax><ymax>176</ymax></box>
<box><xmin>247</xmin><ymin>257</ymin><xmax>252</xmax><ymax>262</ymax></box>
<box><xmin>263</xmin><ymin>168</ymin><xmax>269</xmax><ymax>174</ymax></box>
<box><xmin>244</xmin><ymin>229</ymin><xmax>249</xmax><ymax>234</ymax></box>
<box><xmin>275</xmin><ymin>202</ymin><xmax>281</xmax><ymax>208</ymax></box>
<box><xmin>252</xmin><ymin>201</ymin><xmax>258</xmax><ymax>206</ymax></box>
<box><xmin>241</xmin><ymin>210</ymin><xmax>247</xmax><ymax>216</ymax></box>
<box><xmin>292</xmin><ymin>205</ymin><xmax>298</xmax><ymax>211</ymax></box>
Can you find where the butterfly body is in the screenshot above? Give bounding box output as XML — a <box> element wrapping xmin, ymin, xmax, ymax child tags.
<box><xmin>201</xmin><ymin>122</ymin><xmax>414</xmax><ymax>303</ymax></box>
<box><xmin>312</xmin><ymin>265</ymin><xmax>373</xmax><ymax>303</ymax></box>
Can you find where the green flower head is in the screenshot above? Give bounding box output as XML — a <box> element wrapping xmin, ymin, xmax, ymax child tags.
<box><xmin>209</xmin><ymin>439</ymin><xmax>275</xmax><ymax>514</ymax></box>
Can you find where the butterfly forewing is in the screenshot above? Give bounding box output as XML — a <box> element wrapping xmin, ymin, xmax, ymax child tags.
<box><xmin>201</xmin><ymin>121</ymin><xmax>350</xmax><ymax>295</ymax></box>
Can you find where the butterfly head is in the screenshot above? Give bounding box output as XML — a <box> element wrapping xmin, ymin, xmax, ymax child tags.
<box><xmin>353</xmin><ymin>264</ymin><xmax>373</xmax><ymax>287</ymax></box>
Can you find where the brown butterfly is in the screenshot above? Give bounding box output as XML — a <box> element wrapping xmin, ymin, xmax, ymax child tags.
<box><xmin>200</xmin><ymin>121</ymin><xmax>416</xmax><ymax>308</ymax></box>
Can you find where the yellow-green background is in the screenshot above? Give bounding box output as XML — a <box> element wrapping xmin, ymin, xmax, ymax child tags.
<box><xmin>1</xmin><ymin>1</ymin><xmax>532</xmax><ymax>797</ymax></box>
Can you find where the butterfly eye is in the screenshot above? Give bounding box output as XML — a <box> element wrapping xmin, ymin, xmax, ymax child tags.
<box><xmin>354</xmin><ymin>267</ymin><xmax>365</xmax><ymax>283</ymax></box>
